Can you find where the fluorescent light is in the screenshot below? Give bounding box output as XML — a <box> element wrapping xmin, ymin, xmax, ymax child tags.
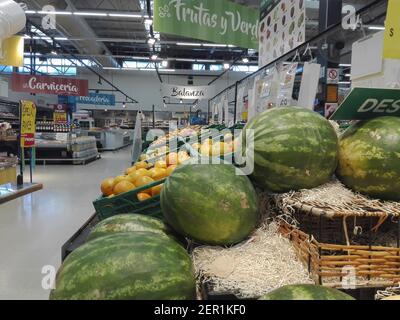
<box><xmin>339</xmin><ymin>64</ymin><xmax>351</xmax><ymax>67</ymax></box>
<box><xmin>159</xmin><ymin>69</ymin><xmax>176</xmax><ymax>72</ymax></box>
<box><xmin>24</xmin><ymin>10</ymin><xmax>37</xmax><ymax>14</ymax></box>
<box><xmin>151</xmin><ymin>54</ymin><xmax>158</xmax><ymax>60</ymax></box>
<box><xmin>203</xmin><ymin>43</ymin><xmax>227</xmax><ymax>47</ymax></box>
<box><xmin>161</xmin><ymin>60</ymin><xmax>168</xmax><ymax>68</ymax></box>
<box><xmin>104</xmin><ymin>109</ymin><xmax>108</xmax><ymax>112</ymax></box>
<box><xmin>103</xmin><ymin>67</ymin><xmax>121</xmax><ymax>70</ymax></box>
<box><xmin>197</xmin><ymin>59</ymin><xmax>217</xmax><ymax>63</ymax></box>
<box><xmin>38</xmin><ymin>11</ymin><xmax>72</xmax><ymax>15</ymax></box>
<box><xmin>223</xmin><ymin>63</ymin><xmax>230</xmax><ymax>70</ymax></box>
<box><xmin>177</xmin><ymin>42</ymin><xmax>202</xmax><ymax>46</ymax></box>
<box><xmin>339</xmin><ymin>81</ymin><xmax>351</xmax><ymax>85</ymax></box>
<box><xmin>175</xmin><ymin>58</ymin><xmax>196</xmax><ymax>62</ymax></box>
<box><xmin>109</xmin><ymin>13</ymin><xmax>142</xmax><ymax>18</ymax></box>
<box><xmin>54</xmin><ymin>37</ymin><xmax>68</xmax><ymax>41</ymax></box>
<box><xmin>368</xmin><ymin>26</ymin><xmax>385</xmax><ymax>30</ymax></box>
<box><xmin>73</xmin><ymin>12</ymin><xmax>108</xmax><ymax>17</ymax></box>
<box><xmin>345</xmin><ymin>74</ymin><xmax>351</xmax><ymax>77</ymax></box>
<box><xmin>242</xmin><ymin>57</ymin><xmax>249</xmax><ymax>63</ymax></box>
<box><xmin>51</xmin><ymin>50</ymin><xmax>58</xmax><ymax>55</ymax></box>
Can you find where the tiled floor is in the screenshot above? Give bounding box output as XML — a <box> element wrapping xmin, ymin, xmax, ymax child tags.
<box><xmin>0</xmin><ymin>148</ymin><xmax>132</xmax><ymax>300</ymax></box>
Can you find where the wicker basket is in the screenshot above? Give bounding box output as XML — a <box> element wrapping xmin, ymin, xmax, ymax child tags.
<box><xmin>279</xmin><ymin>222</ymin><xmax>400</xmax><ymax>289</ymax></box>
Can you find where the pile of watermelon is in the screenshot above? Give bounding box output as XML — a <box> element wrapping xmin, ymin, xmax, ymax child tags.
<box><xmin>50</xmin><ymin>215</ymin><xmax>196</xmax><ymax>300</ymax></box>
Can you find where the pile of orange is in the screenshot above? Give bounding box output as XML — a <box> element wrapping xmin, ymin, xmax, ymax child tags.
<box><xmin>100</xmin><ymin>151</ymin><xmax>190</xmax><ymax>201</ymax></box>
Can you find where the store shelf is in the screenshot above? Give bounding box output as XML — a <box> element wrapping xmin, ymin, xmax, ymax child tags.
<box><xmin>0</xmin><ymin>183</ymin><xmax>43</xmax><ymax>205</ymax></box>
<box><xmin>33</xmin><ymin>153</ymin><xmax>101</xmax><ymax>165</ymax></box>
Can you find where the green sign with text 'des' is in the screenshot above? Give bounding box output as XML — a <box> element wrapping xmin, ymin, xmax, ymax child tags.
<box><xmin>154</xmin><ymin>0</ymin><xmax>259</xmax><ymax>49</ymax></box>
<box><xmin>330</xmin><ymin>88</ymin><xmax>400</xmax><ymax>120</ymax></box>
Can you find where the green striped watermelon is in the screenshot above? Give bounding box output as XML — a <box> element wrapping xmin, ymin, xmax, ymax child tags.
<box><xmin>87</xmin><ymin>214</ymin><xmax>170</xmax><ymax>242</ymax></box>
<box><xmin>242</xmin><ymin>107</ymin><xmax>339</xmax><ymax>193</ymax></box>
<box><xmin>259</xmin><ymin>284</ymin><xmax>355</xmax><ymax>300</ymax></box>
<box><xmin>337</xmin><ymin>116</ymin><xmax>400</xmax><ymax>201</ymax></box>
<box><xmin>50</xmin><ymin>233</ymin><xmax>196</xmax><ymax>300</ymax></box>
<box><xmin>161</xmin><ymin>163</ymin><xmax>259</xmax><ymax>245</ymax></box>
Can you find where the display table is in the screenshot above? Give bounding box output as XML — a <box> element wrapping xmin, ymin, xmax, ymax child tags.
<box><xmin>87</xmin><ymin>129</ymin><xmax>133</xmax><ymax>151</ymax></box>
<box><xmin>0</xmin><ymin>182</ymin><xmax>43</xmax><ymax>204</ymax></box>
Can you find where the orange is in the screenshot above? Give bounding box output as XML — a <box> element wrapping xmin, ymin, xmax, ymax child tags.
<box><xmin>113</xmin><ymin>175</ymin><xmax>129</xmax><ymax>187</ymax></box>
<box><xmin>166</xmin><ymin>165</ymin><xmax>177</xmax><ymax>176</ymax></box>
<box><xmin>155</xmin><ymin>160</ymin><xmax>167</xmax><ymax>169</ymax></box>
<box><xmin>166</xmin><ymin>152</ymin><xmax>178</xmax><ymax>166</ymax></box>
<box><xmin>150</xmin><ymin>168</ymin><xmax>168</xmax><ymax>180</ymax></box>
<box><xmin>192</xmin><ymin>143</ymin><xmax>200</xmax><ymax>151</ymax></box>
<box><xmin>134</xmin><ymin>176</ymin><xmax>154</xmax><ymax>194</ymax></box>
<box><xmin>113</xmin><ymin>180</ymin><xmax>136</xmax><ymax>195</ymax></box>
<box><xmin>100</xmin><ymin>177</ymin><xmax>115</xmax><ymax>196</ymax></box>
<box><xmin>137</xmin><ymin>193</ymin><xmax>152</xmax><ymax>202</ymax></box>
<box><xmin>125</xmin><ymin>166</ymin><xmax>136</xmax><ymax>175</ymax></box>
<box><xmin>147</xmin><ymin>167</ymin><xmax>157</xmax><ymax>177</ymax></box>
<box><xmin>200</xmin><ymin>144</ymin><xmax>211</xmax><ymax>156</ymax></box>
<box><xmin>151</xmin><ymin>184</ymin><xmax>163</xmax><ymax>196</ymax></box>
<box><xmin>127</xmin><ymin>168</ymin><xmax>149</xmax><ymax>183</ymax></box>
<box><xmin>135</xmin><ymin>161</ymin><xmax>149</xmax><ymax>169</ymax></box>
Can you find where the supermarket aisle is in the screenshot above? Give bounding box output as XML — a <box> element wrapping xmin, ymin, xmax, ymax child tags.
<box><xmin>0</xmin><ymin>148</ymin><xmax>132</xmax><ymax>300</ymax></box>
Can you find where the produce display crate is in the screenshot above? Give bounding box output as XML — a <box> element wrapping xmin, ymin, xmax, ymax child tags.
<box><xmin>272</xmin><ymin>181</ymin><xmax>400</xmax><ymax>289</ymax></box>
<box><xmin>93</xmin><ymin>178</ymin><xmax>165</xmax><ymax>221</ymax></box>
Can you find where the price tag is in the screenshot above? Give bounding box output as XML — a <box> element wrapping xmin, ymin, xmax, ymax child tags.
<box><xmin>383</xmin><ymin>0</ymin><xmax>400</xmax><ymax>60</ymax></box>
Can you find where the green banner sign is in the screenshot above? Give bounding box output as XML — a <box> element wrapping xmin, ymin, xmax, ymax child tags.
<box><xmin>154</xmin><ymin>0</ymin><xmax>259</xmax><ymax>49</ymax></box>
<box><xmin>330</xmin><ymin>88</ymin><xmax>400</xmax><ymax>120</ymax></box>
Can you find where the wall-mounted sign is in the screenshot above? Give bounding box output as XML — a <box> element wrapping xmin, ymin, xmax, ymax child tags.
<box><xmin>162</xmin><ymin>84</ymin><xmax>215</xmax><ymax>100</ymax></box>
<box><xmin>0</xmin><ymin>36</ymin><xmax>24</xmax><ymax>67</ymax></box>
<box><xmin>76</xmin><ymin>93</ymin><xmax>116</xmax><ymax>106</ymax></box>
<box><xmin>383</xmin><ymin>0</ymin><xmax>400</xmax><ymax>60</ymax></box>
<box><xmin>327</xmin><ymin>68</ymin><xmax>339</xmax><ymax>84</ymax></box>
<box><xmin>20</xmin><ymin>100</ymin><xmax>36</xmax><ymax>148</ymax></box>
<box><xmin>154</xmin><ymin>0</ymin><xmax>259</xmax><ymax>49</ymax></box>
<box><xmin>330</xmin><ymin>88</ymin><xmax>400</xmax><ymax>120</ymax></box>
<box><xmin>53</xmin><ymin>104</ymin><xmax>68</xmax><ymax>124</ymax></box>
<box><xmin>259</xmin><ymin>0</ymin><xmax>306</xmax><ymax>67</ymax></box>
<box><xmin>11</xmin><ymin>73</ymin><xmax>89</xmax><ymax>96</ymax></box>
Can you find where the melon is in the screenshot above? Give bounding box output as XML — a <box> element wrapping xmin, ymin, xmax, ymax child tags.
<box><xmin>259</xmin><ymin>284</ymin><xmax>355</xmax><ymax>300</ymax></box>
<box><xmin>242</xmin><ymin>107</ymin><xmax>339</xmax><ymax>193</ymax></box>
<box><xmin>337</xmin><ymin>116</ymin><xmax>400</xmax><ymax>201</ymax></box>
<box><xmin>87</xmin><ymin>214</ymin><xmax>170</xmax><ymax>242</ymax></box>
<box><xmin>161</xmin><ymin>163</ymin><xmax>259</xmax><ymax>245</ymax></box>
<box><xmin>50</xmin><ymin>233</ymin><xmax>196</xmax><ymax>300</ymax></box>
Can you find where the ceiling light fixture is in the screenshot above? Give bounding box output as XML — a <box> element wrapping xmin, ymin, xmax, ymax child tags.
<box><xmin>368</xmin><ymin>26</ymin><xmax>385</xmax><ymax>30</ymax></box>
<box><xmin>151</xmin><ymin>54</ymin><xmax>158</xmax><ymax>60</ymax></box>
<box><xmin>122</xmin><ymin>102</ymin><xmax>126</xmax><ymax>108</ymax></box>
<box><xmin>202</xmin><ymin>43</ymin><xmax>227</xmax><ymax>47</ymax></box>
<box><xmin>242</xmin><ymin>57</ymin><xmax>249</xmax><ymax>63</ymax></box>
<box><xmin>158</xmin><ymin>69</ymin><xmax>176</xmax><ymax>72</ymax></box>
<box><xmin>161</xmin><ymin>60</ymin><xmax>168</xmax><ymax>68</ymax></box>
<box><xmin>144</xmin><ymin>18</ymin><xmax>153</xmax><ymax>26</ymax></box>
<box><xmin>180</xmin><ymin>99</ymin><xmax>183</xmax><ymax>104</ymax></box>
<box><xmin>109</xmin><ymin>13</ymin><xmax>142</xmax><ymax>18</ymax></box>
<box><xmin>73</xmin><ymin>12</ymin><xmax>108</xmax><ymax>17</ymax></box>
<box><xmin>51</xmin><ymin>50</ymin><xmax>58</xmax><ymax>55</ymax></box>
<box><xmin>38</xmin><ymin>11</ymin><xmax>72</xmax><ymax>15</ymax></box>
<box><xmin>24</xmin><ymin>10</ymin><xmax>37</xmax><ymax>14</ymax></box>
<box><xmin>339</xmin><ymin>64</ymin><xmax>351</xmax><ymax>67</ymax></box>
<box><xmin>177</xmin><ymin>42</ymin><xmax>202</xmax><ymax>46</ymax></box>
<box><xmin>223</xmin><ymin>63</ymin><xmax>230</xmax><ymax>70</ymax></box>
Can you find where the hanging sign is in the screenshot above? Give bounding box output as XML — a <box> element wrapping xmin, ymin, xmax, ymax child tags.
<box><xmin>11</xmin><ymin>73</ymin><xmax>89</xmax><ymax>96</ymax></box>
<box><xmin>330</xmin><ymin>88</ymin><xmax>400</xmax><ymax>120</ymax></box>
<box><xmin>0</xmin><ymin>36</ymin><xmax>24</xmax><ymax>67</ymax></box>
<box><xmin>53</xmin><ymin>104</ymin><xmax>68</xmax><ymax>124</ymax></box>
<box><xmin>154</xmin><ymin>0</ymin><xmax>259</xmax><ymax>49</ymax></box>
<box><xmin>383</xmin><ymin>0</ymin><xmax>400</xmax><ymax>60</ymax></box>
<box><xmin>162</xmin><ymin>84</ymin><xmax>215</xmax><ymax>100</ymax></box>
<box><xmin>76</xmin><ymin>93</ymin><xmax>116</xmax><ymax>106</ymax></box>
<box><xmin>20</xmin><ymin>100</ymin><xmax>37</xmax><ymax>148</ymax></box>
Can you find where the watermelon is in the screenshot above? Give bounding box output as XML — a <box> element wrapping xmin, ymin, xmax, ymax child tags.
<box><xmin>259</xmin><ymin>284</ymin><xmax>355</xmax><ymax>300</ymax></box>
<box><xmin>242</xmin><ymin>107</ymin><xmax>339</xmax><ymax>193</ymax></box>
<box><xmin>337</xmin><ymin>116</ymin><xmax>400</xmax><ymax>201</ymax></box>
<box><xmin>50</xmin><ymin>233</ymin><xmax>196</xmax><ymax>300</ymax></box>
<box><xmin>161</xmin><ymin>163</ymin><xmax>259</xmax><ymax>245</ymax></box>
<box><xmin>87</xmin><ymin>214</ymin><xmax>171</xmax><ymax>242</ymax></box>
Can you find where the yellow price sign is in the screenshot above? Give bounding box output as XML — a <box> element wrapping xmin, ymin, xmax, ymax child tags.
<box><xmin>54</xmin><ymin>111</ymin><xmax>67</xmax><ymax>124</ymax></box>
<box><xmin>383</xmin><ymin>0</ymin><xmax>400</xmax><ymax>60</ymax></box>
<box><xmin>20</xmin><ymin>100</ymin><xmax>37</xmax><ymax>148</ymax></box>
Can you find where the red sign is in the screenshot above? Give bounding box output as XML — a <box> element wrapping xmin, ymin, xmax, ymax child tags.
<box><xmin>11</xmin><ymin>73</ymin><xmax>89</xmax><ymax>96</ymax></box>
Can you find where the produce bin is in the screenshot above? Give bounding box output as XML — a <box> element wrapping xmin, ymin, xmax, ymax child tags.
<box><xmin>93</xmin><ymin>179</ymin><xmax>166</xmax><ymax>221</ymax></box>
